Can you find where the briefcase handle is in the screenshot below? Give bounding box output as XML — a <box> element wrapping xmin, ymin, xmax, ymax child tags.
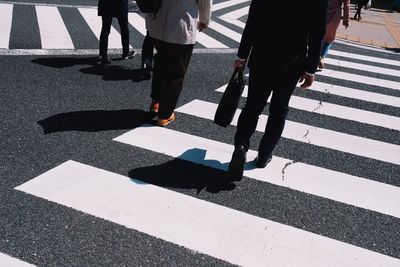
<box><xmin>231</xmin><ymin>67</ymin><xmax>244</xmax><ymax>84</ymax></box>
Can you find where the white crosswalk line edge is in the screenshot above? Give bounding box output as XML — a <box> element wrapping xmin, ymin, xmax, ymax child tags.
<box><xmin>15</xmin><ymin>160</ymin><xmax>400</xmax><ymax>267</ymax></box>
<box><xmin>176</xmin><ymin>100</ymin><xmax>400</xmax><ymax>165</ymax></box>
<box><xmin>114</xmin><ymin>125</ymin><xmax>400</xmax><ymax>219</ymax></box>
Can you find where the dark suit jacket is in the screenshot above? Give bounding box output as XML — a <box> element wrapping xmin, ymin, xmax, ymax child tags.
<box><xmin>238</xmin><ymin>0</ymin><xmax>328</xmax><ymax>75</ymax></box>
<box><xmin>98</xmin><ymin>0</ymin><xmax>128</xmax><ymax>17</ymax></box>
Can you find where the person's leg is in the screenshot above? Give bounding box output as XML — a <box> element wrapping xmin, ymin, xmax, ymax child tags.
<box><xmin>320</xmin><ymin>42</ymin><xmax>332</xmax><ymax>58</ymax></box>
<box><xmin>140</xmin><ymin>30</ymin><xmax>155</xmax><ymax>80</ymax></box>
<box><xmin>319</xmin><ymin>42</ymin><xmax>332</xmax><ymax>69</ymax></box>
<box><xmin>141</xmin><ymin>30</ymin><xmax>155</xmax><ymax>68</ymax></box>
<box><xmin>148</xmin><ymin>39</ymin><xmax>164</xmax><ymax>118</ymax></box>
<box><xmin>234</xmin><ymin>68</ymin><xmax>272</xmax><ymax>151</ymax></box>
<box><xmin>354</xmin><ymin>3</ymin><xmax>358</xmax><ymax>19</ymax></box>
<box><xmin>150</xmin><ymin>40</ymin><xmax>194</xmax><ymax>125</ymax></box>
<box><xmin>99</xmin><ymin>16</ymin><xmax>112</xmax><ymax>62</ymax></box>
<box><xmin>228</xmin><ymin>67</ymin><xmax>272</xmax><ymax>180</ymax></box>
<box><xmin>117</xmin><ymin>15</ymin><xmax>134</xmax><ymax>58</ymax></box>
<box><xmin>355</xmin><ymin>4</ymin><xmax>362</xmax><ymax>20</ymax></box>
<box><xmin>256</xmin><ymin>60</ymin><xmax>303</xmax><ymax>167</ymax></box>
<box><xmin>156</xmin><ymin>42</ymin><xmax>194</xmax><ymax>122</ymax></box>
<box><xmin>150</xmin><ymin>39</ymin><xmax>164</xmax><ymax>109</ymax></box>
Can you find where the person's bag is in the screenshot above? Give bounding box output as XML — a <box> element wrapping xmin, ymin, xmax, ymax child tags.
<box><xmin>136</xmin><ymin>0</ymin><xmax>161</xmax><ymax>14</ymax></box>
<box><xmin>213</xmin><ymin>68</ymin><xmax>246</xmax><ymax>127</ymax></box>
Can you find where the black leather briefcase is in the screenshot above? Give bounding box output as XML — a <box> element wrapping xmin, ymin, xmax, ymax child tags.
<box><xmin>213</xmin><ymin>68</ymin><xmax>246</xmax><ymax>127</ymax></box>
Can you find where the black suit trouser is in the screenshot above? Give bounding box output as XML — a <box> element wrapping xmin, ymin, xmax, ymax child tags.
<box><xmin>99</xmin><ymin>15</ymin><xmax>129</xmax><ymax>57</ymax></box>
<box><xmin>234</xmin><ymin>59</ymin><xmax>304</xmax><ymax>158</ymax></box>
<box><xmin>151</xmin><ymin>39</ymin><xmax>194</xmax><ymax>119</ymax></box>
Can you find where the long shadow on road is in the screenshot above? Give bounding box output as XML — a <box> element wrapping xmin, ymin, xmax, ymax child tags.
<box><xmin>129</xmin><ymin>148</ymin><xmax>237</xmax><ymax>194</ymax></box>
<box><xmin>31</xmin><ymin>56</ymin><xmax>148</xmax><ymax>82</ymax></box>
<box><xmin>38</xmin><ymin>109</ymin><xmax>151</xmax><ymax>134</ymax></box>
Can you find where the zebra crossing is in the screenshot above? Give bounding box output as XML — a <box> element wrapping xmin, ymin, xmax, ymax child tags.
<box><xmin>10</xmin><ymin>42</ymin><xmax>400</xmax><ymax>265</ymax></box>
<box><xmin>14</xmin><ymin>161</ymin><xmax>400</xmax><ymax>266</ymax></box>
<box><xmin>0</xmin><ymin>0</ymin><xmax>251</xmax><ymax>51</ymax></box>
<box><xmin>1</xmin><ymin>0</ymin><xmax>400</xmax><ymax>265</ymax></box>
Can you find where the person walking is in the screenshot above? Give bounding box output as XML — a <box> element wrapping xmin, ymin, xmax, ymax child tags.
<box><xmin>354</xmin><ymin>0</ymin><xmax>370</xmax><ymax>21</ymax></box>
<box><xmin>319</xmin><ymin>0</ymin><xmax>350</xmax><ymax>69</ymax></box>
<box><xmin>98</xmin><ymin>0</ymin><xmax>135</xmax><ymax>64</ymax></box>
<box><xmin>145</xmin><ymin>0</ymin><xmax>212</xmax><ymax>127</ymax></box>
<box><xmin>227</xmin><ymin>0</ymin><xmax>329</xmax><ymax>181</ymax></box>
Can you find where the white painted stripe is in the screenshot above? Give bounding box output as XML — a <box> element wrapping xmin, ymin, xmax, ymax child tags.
<box><xmin>215</xmin><ymin>85</ymin><xmax>400</xmax><ymax>130</ymax></box>
<box><xmin>208</xmin><ymin>15</ymin><xmax>400</xmax><ymax>66</ymax></box>
<box><xmin>15</xmin><ymin>160</ymin><xmax>400</xmax><ymax>266</ymax></box>
<box><xmin>218</xmin><ymin>16</ymin><xmax>246</xmax><ymax>29</ymax></box>
<box><xmin>0</xmin><ymin>4</ymin><xmax>13</xmax><ymax>48</ymax></box>
<box><xmin>128</xmin><ymin>12</ymin><xmax>146</xmax><ymax>36</ymax></box>
<box><xmin>209</xmin><ymin>20</ymin><xmax>242</xmax><ymax>42</ymax></box>
<box><xmin>329</xmin><ymin>49</ymin><xmax>400</xmax><ymax>67</ymax></box>
<box><xmin>36</xmin><ymin>6</ymin><xmax>74</xmax><ymax>49</ymax></box>
<box><xmin>335</xmin><ymin>39</ymin><xmax>400</xmax><ymax>55</ymax></box>
<box><xmin>78</xmin><ymin>8</ymin><xmax>132</xmax><ymax>49</ymax></box>
<box><xmin>196</xmin><ymin>31</ymin><xmax>228</xmax><ymax>48</ymax></box>
<box><xmin>114</xmin><ymin>125</ymin><xmax>400</xmax><ymax>219</ymax></box>
<box><xmin>0</xmin><ymin>48</ymin><xmax>237</xmax><ymax>56</ymax></box>
<box><xmin>220</xmin><ymin>5</ymin><xmax>249</xmax><ymax>20</ymax></box>
<box><xmin>212</xmin><ymin>0</ymin><xmax>251</xmax><ymax>11</ymax></box>
<box><xmin>319</xmin><ymin>68</ymin><xmax>400</xmax><ymax>91</ymax></box>
<box><xmin>0</xmin><ymin>0</ymin><xmax>96</xmax><ymax>9</ymax></box>
<box><xmin>217</xmin><ymin>5</ymin><xmax>249</xmax><ymax>29</ymax></box>
<box><xmin>310</xmin><ymin>81</ymin><xmax>400</xmax><ymax>108</ymax></box>
<box><xmin>324</xmin><ymin>57</ymin><xmax>400</xmax><ymax>77</ymax></box>
<box><xmin>176</xmin><ymin>100</ymin><xmax>400</xmax><ymax>165</ymax></box>
<box><xmin>0</xmin><ymin>252</ymin><xmax>35</xmax><ymax>267</ymax></box>
<box><xmin>289</xmin><ymin>95</ymin><xmax>400</xmax><ymax>130</ymax></box>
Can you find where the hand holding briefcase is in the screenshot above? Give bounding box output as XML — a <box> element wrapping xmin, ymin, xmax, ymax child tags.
<box><xmin>213</xmin><ymin>68</ymin><xmax>246</xmax><ymax>127</ymax></box>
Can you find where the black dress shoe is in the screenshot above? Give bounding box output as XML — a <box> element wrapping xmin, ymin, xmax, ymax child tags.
<box><xmin>228</xmin><ymin>145</ymin><xmax>247</xmax><ymax>181</ymax></box>
<box><xmin>255</xmin><ymin>154</ymin><xmax>272</xmax><ymax>168</ymax></box>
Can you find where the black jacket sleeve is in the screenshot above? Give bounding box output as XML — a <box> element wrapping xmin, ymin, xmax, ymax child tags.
<box><xmin>237</xmin><ymin>0</ymin><xmax>258</xmax><ymax>60</ymax></box>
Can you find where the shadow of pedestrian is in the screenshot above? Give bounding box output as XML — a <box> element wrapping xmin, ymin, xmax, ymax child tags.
<box><xmin>31</xmin><ymin>56</ymin><xmax>148</xmax><ymax>82</ymax></box>
<box><xmin>31</xmin><ymin>56</ymin><xmax>101</xmax><ymax>68</ymax></box>
<box><xmin>38</xmin><ymin>109</ymin><xmax>151</xmax><ymax>134</ymax></box>
<box><xmin>128</xmin><ymin>148</ymin><xmax>236</xmax><ymax>194</ymax></box>
<box><xmin>80</xmin><ymin>65</ymin><xmax>145</xmax><ymax>82</ymax></box>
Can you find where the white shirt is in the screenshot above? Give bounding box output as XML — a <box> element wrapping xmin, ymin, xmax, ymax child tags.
<box><xmin>145</xmin><ymin>0</ymin><xmax>212</xmax><ymax>45</ymax></box>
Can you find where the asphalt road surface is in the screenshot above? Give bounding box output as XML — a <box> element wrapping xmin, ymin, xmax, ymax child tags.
<box><xmin>1</xmin><ymin>0</ymin><xmax>400</xmax><ymax>266</ymax></box>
